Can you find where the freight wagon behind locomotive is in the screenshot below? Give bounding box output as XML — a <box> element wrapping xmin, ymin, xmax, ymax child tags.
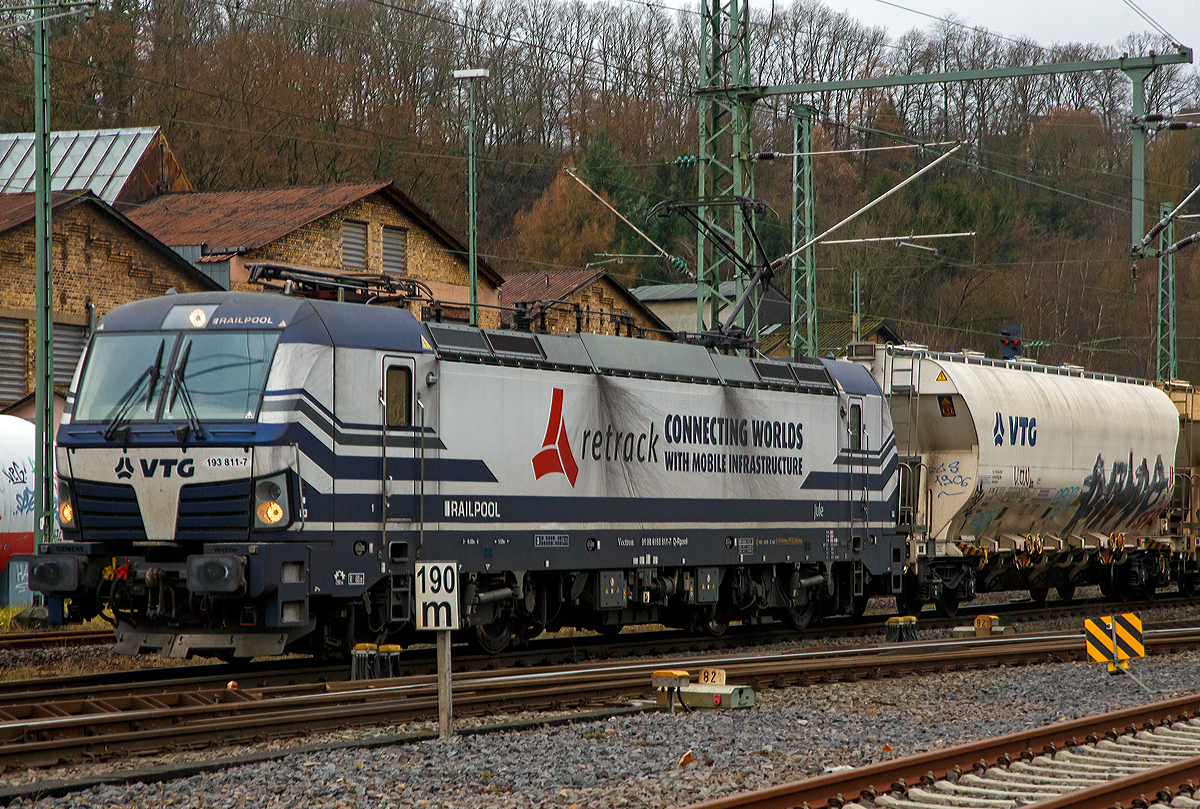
<box><xmin>853</xmin><ymin>343</ymin><xmax>1181</xmax><ymax>616</ymax></box>
<box><xmin>22</xmin><ymin>289</ymin><xmax>906</xmax><ymax>657</ymax></box>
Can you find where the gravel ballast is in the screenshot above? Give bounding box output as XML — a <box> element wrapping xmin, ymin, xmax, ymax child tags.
<box><xmin>5</xmin><ymin>646</ymin><xmax>1199</xmax><ymax>808</ymax></box>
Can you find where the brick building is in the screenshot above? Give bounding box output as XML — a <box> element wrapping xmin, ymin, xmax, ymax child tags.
<box><xmin>0</xmin><ymin>191</ymin><xmax>219</xmax><ymax>406</ymax></box>
<box><xmin>128</xmin><ymin>184</ymin><xmax>505</xmax><ymax>328</ymax></box>
<box><xmin>501</xmin><ymin>269</ymin><xmax>673</xmax><ymax>341</ymax></box>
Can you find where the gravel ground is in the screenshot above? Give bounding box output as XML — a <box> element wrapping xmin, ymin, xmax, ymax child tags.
<box><xmin>6</xmin><ymin>651</ymin><xmax>1198</xmax><ymax>809</ymax></box>
<box><xmin>3</xmin><ymin>595</ymin><xmax>1199</xmax><ymax>808</ymax></box>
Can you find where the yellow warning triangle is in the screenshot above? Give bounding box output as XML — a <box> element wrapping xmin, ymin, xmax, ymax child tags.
<box><xmin>936</xmin><ymin>370</ymin><xmax>948</xmax><ymax>382</ymax></box>
<box><xmin>422</xmin><ymin>336</ymin><xmax>432</xmax><ymax>350</ymax></box>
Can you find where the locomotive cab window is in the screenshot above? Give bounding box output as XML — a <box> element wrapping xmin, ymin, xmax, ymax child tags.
<box><xmin>385</xmin><ymin>366</ymin><xmax>412</xmax><ymax>427</ymax></box>
<box><xmin>849</xmin><ymin>403</ymin><xmax>862</xmax><ymax>451</ymax></box>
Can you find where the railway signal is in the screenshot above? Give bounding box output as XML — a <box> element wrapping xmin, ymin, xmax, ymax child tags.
<box><xmin>1000</xmin><ymin>325</ymin><xmax>1022</xmax><ymax>360</ymax></box>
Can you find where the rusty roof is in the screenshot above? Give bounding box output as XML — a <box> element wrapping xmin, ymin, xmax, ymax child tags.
<box><xmin>127</xmin><ymin>183</ymin><xmax>503</xmax><ymax>286</ymax></box>
<box><xmin>500</xmin><ymin>269</ymin><xmax>673</xmax><ymax>335</ymax></box>
<box><xmin>0</xmin><ymin>190</ymin><xmax>220</xmax><ymax>290</ymax></box>
<box><xmin>0</xmin><ymin>190</ymin><xmax>78</xmax><ymax>233</ymax></box>
<box><xmin>500</xmin><ymin>268</ymin><xmax>605</xmax><ymax>306</ymax></box>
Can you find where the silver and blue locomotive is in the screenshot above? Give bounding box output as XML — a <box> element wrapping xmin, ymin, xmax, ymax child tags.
<box><xmin>24</xmin><ymin>289</ymin><xmax>905</xmax><ymax>656</ymax></box>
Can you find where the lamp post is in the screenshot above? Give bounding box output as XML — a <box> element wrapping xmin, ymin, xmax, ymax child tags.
<box><xmin>453</xmin><ymin>68</ymin><xmax>488</xmax><ymax>326</ymax></box>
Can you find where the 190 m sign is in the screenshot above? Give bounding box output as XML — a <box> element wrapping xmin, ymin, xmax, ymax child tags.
<box><xmin>416</xmin><ymin>561</ymin><xmax>461</xmax><ymax>631</ymax></box>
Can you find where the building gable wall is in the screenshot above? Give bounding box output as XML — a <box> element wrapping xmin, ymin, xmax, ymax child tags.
<box><xmin>234</xmin><ymin>193</ymin><xmax>501</xmax><ymax>328</ymax></box>
<box><xmin>0</xmin><ymin>202</ymin><xmax>212</xmax><ymax>401</ymax></box>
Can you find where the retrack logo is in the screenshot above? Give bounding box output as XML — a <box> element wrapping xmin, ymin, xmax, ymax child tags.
<box><xmin>532</xmin><ymin>388</ymin><xmax>579</xmax><ymax>486</ymax></box>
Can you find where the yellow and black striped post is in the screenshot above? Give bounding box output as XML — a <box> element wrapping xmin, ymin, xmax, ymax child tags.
<box><xmin>1084</xmin><ymin>613</ymin><xmax>1144</xmax><ymax>673</ymax></box>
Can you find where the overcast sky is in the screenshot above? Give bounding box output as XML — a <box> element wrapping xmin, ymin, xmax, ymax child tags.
<box><xmin>828</xmin><ymin>0</ymin><xmax>1197</xmax><ymax>56</ymax></box>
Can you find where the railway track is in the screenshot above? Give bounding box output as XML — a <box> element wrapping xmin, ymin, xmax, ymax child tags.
<box><xmin>0</xmin><ymin>628</ymin><xmax>113</xmax><ymax>651</ymax></box>
<box><xmin>685</xmin><ymin>693</ymin><xmax>1200</xmax><ymax>809</ymax></box>
<box><xmin>0</xmin><ymin>591</ymin><xmax>1188</xmax><ymax>658</ymax></box>
<box><xmin>1</xmin><ymin>625</ymin><xmax>1199</xmax><ymax>772</ymax></box>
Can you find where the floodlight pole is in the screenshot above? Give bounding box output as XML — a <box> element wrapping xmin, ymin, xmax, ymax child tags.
<box><xmin>453</xmin><ymin>68</ymin><xmax>488</xmax><ymax>326</ymax></box>
<box><xmin>33</xmin><ymin>5</ymin><xmax>53</xmax><ymax>553</ymax></box>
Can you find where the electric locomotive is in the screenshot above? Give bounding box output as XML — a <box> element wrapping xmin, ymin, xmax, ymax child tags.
<box><xmin>22</xmin><ymin>289</ymin><xmax>905</xmax><ymax>657</ymax></box>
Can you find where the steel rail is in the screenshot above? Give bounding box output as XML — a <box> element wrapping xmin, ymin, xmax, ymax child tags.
<box><xmin>683</xmin><ymin>694</ymin><xmax>1200</xmax><ymax>809</ymax></box>
<box><xmin>0</xmin><ymin>628</ymin><xmax>113</xmax><ymax>650</ymax></box>
<box><xmin>2</xmin><ymin>626</ymin><xmax>1199</xmax><ymax>770</ymax></box>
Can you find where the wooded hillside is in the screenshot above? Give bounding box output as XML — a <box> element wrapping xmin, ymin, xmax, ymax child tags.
<box><xmin>1</xmin><ymin>0</ymin><xmax>1197</xmax><ymax>376</ymax></box>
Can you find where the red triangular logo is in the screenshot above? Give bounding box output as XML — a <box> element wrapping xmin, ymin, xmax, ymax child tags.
<box><xmin>532</xmin><ymin>388</ymin><xmax>578</xmax><ymax>487</ymax></box>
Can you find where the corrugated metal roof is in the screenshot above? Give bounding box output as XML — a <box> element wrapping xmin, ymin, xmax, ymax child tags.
<box><xmin>0</xmin><ymin>127</ymin><xmax>161</xmax><ymax>203</ymax></box>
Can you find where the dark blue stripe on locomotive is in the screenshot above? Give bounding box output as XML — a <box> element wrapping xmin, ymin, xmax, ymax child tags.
<box><xmin>405</xmin><ymin>493</ymin><xmax>896</xmax><ymax>525</ymax></box>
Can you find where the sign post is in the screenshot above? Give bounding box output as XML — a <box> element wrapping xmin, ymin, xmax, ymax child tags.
<box><xmin>1084</xmin><ymin>612</ymin><xmax>1149</xmax><ymax>692</ymax></box>
<box><xmin>416</xmin><ymin>561</ymin><xmax>460</xmax><ymax>740</ymax></box>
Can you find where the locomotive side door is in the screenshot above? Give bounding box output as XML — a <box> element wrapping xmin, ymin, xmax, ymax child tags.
<box><xmin>845</xmin><ymin>395</ymin><xmax>868</xmax><ymax>543</ymax></box>
<box><xmin>381</xmin><ymin>354</ymin><xmax>418</xmax><ymax>524</ymax></box>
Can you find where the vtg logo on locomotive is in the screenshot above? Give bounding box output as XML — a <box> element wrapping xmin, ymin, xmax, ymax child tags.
<box><xmin>114</xmin><ymin>457</ymin><xmax>196</xmax><ymax>479</ymax></box>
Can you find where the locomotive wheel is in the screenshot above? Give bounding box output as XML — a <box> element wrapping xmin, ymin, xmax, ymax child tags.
<box><xmin>1180</xmin><ymin>575</ymin><xmax>1197</xmax><ymax>598</ymax></box>
<box><xmin>851</xmin><ymin>595</ymin><xmax>869</xmax><ymax>618</ymax></box>
<box><xmin>785</xmin><ymin>598</ymin><xmax>815</xmax><ymax>630</ymax></box>
<box><xmin>596</xmin><ymin>624</ymin><xmax>625</xmax><ymax>637</ymax></box>
<box><xmin>935</xmin><ymin>591</ymin><xmax>960</xmax><ymax>619</ymax></box>
<box><xmin>469</xmin><ymin>614</ymin><xmax>514</xmax><ymax>655</ymax></box>
<box><xmin>1028</xmin><ymin>586</ymin><xmax>1049</xmax><ymax>605</ymax></box>
<box><xmin>1056</xmin><ymin>583</ymin><xmax>1077</xmax><ymax>602</ymax></box>
<box><xmin>895</xmin><ymin>591</ymin><xmax>923</xmax><ymax>617</ymax></box>
<box><xmin>703</xmin><ymin>605</ymin><xmax>730</xmax><ymax>637</ymax></box>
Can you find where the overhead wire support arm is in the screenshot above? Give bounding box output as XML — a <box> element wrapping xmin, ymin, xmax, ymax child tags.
<box><xmin>563</xmin><ymin>168</ymin><xmax>690</xmax><ymax>275</ymax></box>
<box><xmin>770</xmin><ymin>145</ymin><xmax>963</xmax><ymax>272</ymax></box>
<box><xmin>1138</xmin><ymin>180</ymin><xmax>1200</xmax><ymax>253</ymax></box>
<box><xmin>820</xmin><ymin>231</ymin><xmax>975</xmax><ymax>246</ymax></box>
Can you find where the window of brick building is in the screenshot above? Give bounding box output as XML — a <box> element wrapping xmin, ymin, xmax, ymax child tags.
<box><xmin>382</xmin><ymin>226</ymin><xmax>407</xmax><ymax>276</ymax></box>
<box><xmin>54</xmin><ymin>323</ymin><xmax>88</xmax><ymax>388</ymax></box>
<box><xmin>0</xmin><ymin>318</ymin><xmax>25</xmax><ymax>406</ymax></box>
<box><xmin>342</xmin><ymin>220</ymin><xmax>367</xmax><ymax>270</ymax></box>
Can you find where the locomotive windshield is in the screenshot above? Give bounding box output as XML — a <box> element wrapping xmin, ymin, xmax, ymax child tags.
<box><xmin>73</xmin><ymin>330</ymin><xmax>280</xmax><ymax>423</ymax></box>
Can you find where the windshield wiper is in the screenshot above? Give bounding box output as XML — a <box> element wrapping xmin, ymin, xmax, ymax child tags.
<box><xmin>103</xmin><ymin>340</ymin><xmax>165</xmax><ymax>442</ymax></box>
<box><xmin>168</xmin><ymin>342</ymin><xmax>206</xmax><ymax>441</ymax></box>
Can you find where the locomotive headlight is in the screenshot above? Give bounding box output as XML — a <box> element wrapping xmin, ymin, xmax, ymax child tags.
<box><xmin>56</xmin><ymin>479</ymin><xmax>77</xmax><ymax>529</ymax></box>
<box><xmin>253</xmin><ymin>473</ymin><xmax>290</xmax><ymax>529</ymax></box>
<box><xmin>256</xmin><ymin>500</ymin><xmax>284</xmax><ymax>524</ymax></box>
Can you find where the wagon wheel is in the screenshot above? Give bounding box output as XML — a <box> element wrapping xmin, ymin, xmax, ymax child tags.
<box><xmin>1055</xmin><ymin>582</ymin><xmax>1077</xmax><ymax>602</ymax></box>
<box><xmin>596</xmin><ymin>624</ymin><xmax>625</xmax><ymax>637</ymax></box>
<box><xmin>1028</xmin><ymin>586</ymin><xmax>1049</xmax><ymax>606</ymax></box>
<box><xmin>934</xmin><ymin>590</ymin><xmax>960</xmax><ymax>619</ymax></box>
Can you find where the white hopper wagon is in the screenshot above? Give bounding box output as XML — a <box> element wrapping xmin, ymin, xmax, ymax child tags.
<box><xmin>851</xmin><ymin>343</ymin><xmax>1180</xmax><ymax>616</ymax></box>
